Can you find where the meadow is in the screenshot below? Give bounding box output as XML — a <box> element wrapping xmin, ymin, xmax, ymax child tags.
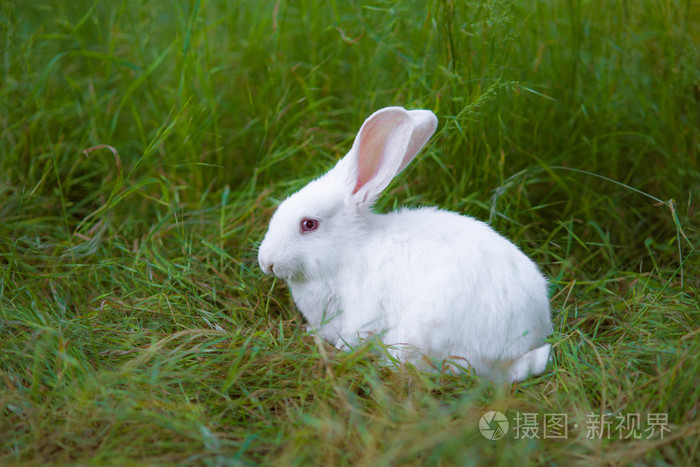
<box><xmin>1</xmin><ymin>0</ymin><xmax>699</xmax><ymax>464</ymax></box>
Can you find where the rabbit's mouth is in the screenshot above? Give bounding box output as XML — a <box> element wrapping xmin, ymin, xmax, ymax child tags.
<box><xmin>264</xmin><ymin>263</ymin><xmax>305</xmax><ymax>283</ymax></box>
<box><xmin>264</xmin><ymin>263</ymin><xmax>288</xmax><ymax>280</ymax></box>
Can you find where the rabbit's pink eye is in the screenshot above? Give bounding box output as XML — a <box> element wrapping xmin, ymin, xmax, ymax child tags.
<box><xmin>300</xmin><ymin>217</ymin><xmax>319</xmax><ymax>233</ymax></box>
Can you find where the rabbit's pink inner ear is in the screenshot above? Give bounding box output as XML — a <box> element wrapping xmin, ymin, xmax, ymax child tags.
<box><xmin>352</xmin><ymin>118</ymin><xmax>387</xmax><ymax>195</ymax></box>
<box><xmin>351</xmin><ymin>117</ymin><xmax>407</xmax><ymax>196</ymax></box>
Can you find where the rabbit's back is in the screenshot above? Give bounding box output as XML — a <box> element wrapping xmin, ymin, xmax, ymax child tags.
<box><xmin>338</xmin><ymin>207</ymin><xmax>551</xmax><ymax>371</ymax></box>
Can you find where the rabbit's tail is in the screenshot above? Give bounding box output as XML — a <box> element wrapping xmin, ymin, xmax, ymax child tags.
<box><xmin>508</xmin><ymin>344</ymin><xmax>551</xmax><ymax>382</ymax></box>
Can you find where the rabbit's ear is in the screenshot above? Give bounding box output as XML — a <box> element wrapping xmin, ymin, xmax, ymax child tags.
<box><xmin>399</xmin><ymin>110</ymin><xmax>439</xmax><ymax>173</ymax></box>
<box><xmin>348</xmin><ymin>107</ymin><xmax>437</xmax><ymax>207</ymax></box>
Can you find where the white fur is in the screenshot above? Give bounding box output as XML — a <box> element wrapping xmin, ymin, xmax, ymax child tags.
<box><xmin>258</xmin><ymin>107</ymin><xmax>553</xmax><ymax>382</ymax></box>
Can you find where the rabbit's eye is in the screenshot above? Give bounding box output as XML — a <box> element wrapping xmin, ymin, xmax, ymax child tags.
<box><xmin>300</xmin><ymin>217</ymin><xmax>319</xmax><ymax>233</ymax></box>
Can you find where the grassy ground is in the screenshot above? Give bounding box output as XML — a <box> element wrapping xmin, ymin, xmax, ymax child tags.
<box><xmin>1</xmin><ymin>0</ymin><xmax>699</xmax><ymax>464</ymax></box>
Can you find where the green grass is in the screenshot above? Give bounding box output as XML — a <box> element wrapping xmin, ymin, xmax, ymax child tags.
<box><xmin>1</xmin><ymin>0</ymin><xmax>699</xmax><ymax>464</ymax></box>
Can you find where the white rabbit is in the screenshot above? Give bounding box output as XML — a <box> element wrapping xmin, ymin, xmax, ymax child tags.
<box><xmin>258</xmin><ymin>106</ymin><xmax>552</xmax><ymax>382</ymax></box>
